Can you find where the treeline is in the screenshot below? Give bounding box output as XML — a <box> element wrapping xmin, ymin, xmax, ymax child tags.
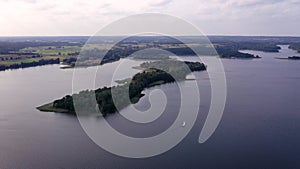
<box><xmin>140</xmin><ymin>60</ymin><xmax>206</xmax><ymax>79</ymax></box>
<box><xmin>78</xmin><ymin>44</ymin><xmax>262</xmax><ymax>64</ymax></box>
<box><xmin>237</xmin><ymin>42</ymin><xmax>280</xmax><ymax>52</ymax></box>
<box><xmin>72</xmin><ymin>40</ymin><xmax>280</xmax><ymax>66</ymax></box>
<box><xmin>118</xmin><ymin>36</ymin><xmax>184</xmax><ymax>45</ymax></box>
<box><xmin>289</xmin><ymin>43</ymin><xmax>300</xmax><ymax>53</ymax></box>
<box><xmin>62</xmin><ymin>57</ymin><xmax>77</xmax><ymax>65</ymax></box>
<box><xmin>164</xmin><ymin>47</ymin><xmax>196</xmax><ymax>56</ymax></box>
<box><xmin>133</xmin><ymin>54</ymin><xmax>169</xmax><ymax>60</ymax></box>
<box><xmin>213</xmin><ymin>41</ymin><xmax>281</xmax><ymax>53</ymax></box>
<box><xmin>0</xmin><ymin>58</ymin><xmax>60</xmax><ymax>71</ymax></box>
<box><xmin>76</xmin><ymin>47</ymin><xmax>139</xmax><ymax>66</ymax></box>
<box><xmin>213</xmin><ymin>41</ymin><xmax>281</xmax><ymax>58</ymax></box>
<box><xmin>49</xmin><ymin>60</ymin><xmax>206</xmax><ymax>116</ymax></box>
<box><xmin>288</xmin><ymin>56</ymin><xmax>300</xmax><ymax>60</ymax></box>
<box><xmin>216</xmin><ymin>46</ymin><xmax>260</xmax><ymax>58</ymax></box>
<box><xmin>0</xmin><ymin>41</ymin><xmax>80</xmax><ymax>54</ymax></box>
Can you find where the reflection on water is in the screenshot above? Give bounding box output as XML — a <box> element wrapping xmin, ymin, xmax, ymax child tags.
<box><xmin>0</xmin><ymin>45</ymin><xmax>300</xmax><ymax>168</ymax></box>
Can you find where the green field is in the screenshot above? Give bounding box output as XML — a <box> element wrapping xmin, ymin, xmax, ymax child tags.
<box><xmin>17</xmin><ymin>46</ymin><xmax>82</xmax><ymax>55</ymax></box>
<box><xmin>0</xmin><ymin>45</ymin><xmax>81</xmax><ymax>67</ymax></box>
<box><xmin>0</xmin><ymin>56</ymin><xmax>71</xmax><ymax>66</ymax></box>
<box><xmin>0</xmin><ymin>58</ymin><xmax>40</xmax><ymax>66</ymax></box>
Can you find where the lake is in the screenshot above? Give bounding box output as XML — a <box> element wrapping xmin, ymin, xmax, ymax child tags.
<box><xmin>0</xmin><ymin>45</ymin><xmax>299</xmax><ymax>168</ymax></box>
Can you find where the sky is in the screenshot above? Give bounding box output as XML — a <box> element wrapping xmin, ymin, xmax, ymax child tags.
<box><xmin>0</xmin><ymin>0</ymin><xmax>299</xmax><ymax>36</ymax></box>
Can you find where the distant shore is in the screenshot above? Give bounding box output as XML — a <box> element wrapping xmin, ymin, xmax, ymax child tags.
<box><xmin>275</xmin><ymin>56</ymin><xmax>300</xmax><ymax>60</ymax></box>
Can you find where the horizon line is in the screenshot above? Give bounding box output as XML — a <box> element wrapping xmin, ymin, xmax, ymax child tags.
<box><xmin>0</xmin><ymin>35</ymin><xmax>300</xmax><ymax>38</ymax></box>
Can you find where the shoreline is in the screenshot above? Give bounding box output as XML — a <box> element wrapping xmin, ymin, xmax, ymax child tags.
<box><xmin>37</xmin><ymin>60</ymin><xmax>206</xmax><ymax>116</ymax></box>
<box><xmin>37</xmin><ymin>103</ymin><xmax>75</xmax><ymax>114</ymax></box>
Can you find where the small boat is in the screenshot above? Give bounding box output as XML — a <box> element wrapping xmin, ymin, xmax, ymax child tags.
<box><xmin>59</xmin><ymin>64</ymin><xmax>73</xmax><ymax>69</ymax></box>
<box><xmin>181</xmin><ymin>121</ymin><xmax>186</xmax><ymax>127</ymax></box>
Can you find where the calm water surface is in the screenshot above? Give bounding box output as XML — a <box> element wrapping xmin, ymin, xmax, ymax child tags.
<box><xmin>0</xmin><ymin>45</ymin><xmax>299</xmax><ymax>168</ymax></box>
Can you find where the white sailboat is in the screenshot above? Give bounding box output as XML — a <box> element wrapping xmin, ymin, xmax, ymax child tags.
<box><xmin>181</xmin><ymin>121</ymin><xmax>186</xmax><ymax>127</ymax></box>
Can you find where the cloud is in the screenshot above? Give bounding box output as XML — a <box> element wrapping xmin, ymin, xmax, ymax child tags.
<box><xmin>222</xmin><ymin>0</ymin><xmax>283</xmax><ymax>7</ymax></box>
<box><xmin>0</xmin><ymin>0</ymin><xmax>299</xmax><ymax>36</ymax></box>
<box><xmin>0</xmin><ymin>0</ymin><xmax>36</xmax><ymax>3</ymax></box>
<box><xmin>149</xmin><ymin>0</ymin><xmax>173</xmax><ymax>7</ymax></box>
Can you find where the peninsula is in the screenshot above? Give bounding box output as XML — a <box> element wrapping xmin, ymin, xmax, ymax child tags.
<box><xmin>37</xmin><ymin>60</ymin><xmax>206</xmax><ymax>116</ymax></box>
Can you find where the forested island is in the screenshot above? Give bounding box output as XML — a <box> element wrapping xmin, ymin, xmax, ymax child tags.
<box><xmin>37</xmin><ymin>60</ymin><xmax>206</xmax><ymax>116</ymax></box>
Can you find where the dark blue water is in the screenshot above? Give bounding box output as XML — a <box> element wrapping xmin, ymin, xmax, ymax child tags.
<box><xmin>0</xmin><ymin>45</ymin><xmax>299</xmax><ymax>168</ymax></box>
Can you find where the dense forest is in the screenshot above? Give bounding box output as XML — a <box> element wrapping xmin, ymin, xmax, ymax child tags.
<box><xmin>215</xmin><ymin>46</ymin><xmax>260</xmax><ymax>58</ymax></box>
<box><xmin>0</xmin><ymin>58</ymin><xmax>60</xmax><ymax>71</ymax></box>
<box><xmin>38</xmin><ymin>60</ymin><xmax>206</xmax><ymax>116</ymax></box>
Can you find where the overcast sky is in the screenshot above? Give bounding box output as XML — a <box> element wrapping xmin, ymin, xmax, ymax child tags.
<box><xmin>0</xmin><ymin>0</ymin><xmax>299</xmax><ymax>36</ymax></box>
